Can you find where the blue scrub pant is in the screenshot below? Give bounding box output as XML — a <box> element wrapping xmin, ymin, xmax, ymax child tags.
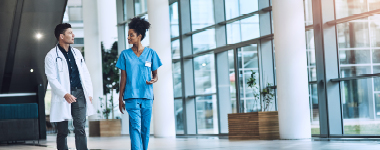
<box><xmin>125</xmin><ymin>99</ymin><xmax>153</xmax><ymax>150</ymax></box>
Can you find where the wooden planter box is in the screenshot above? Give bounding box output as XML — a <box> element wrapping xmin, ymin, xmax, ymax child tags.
<box><xmin>228</xmin><ymin>111</ymin><xmax>279</xmax><ymax>140</ymax></box>
<box><xmin>89</xmin><ymin>119</ymin><xmax>121</xmax><ymax>137</ymax></box>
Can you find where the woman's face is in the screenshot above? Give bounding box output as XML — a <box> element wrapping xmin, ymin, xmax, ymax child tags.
<box><xmin>127</xmin><ymin>29</ymin><xmax>141</xmax><ymax>44</ymax></box>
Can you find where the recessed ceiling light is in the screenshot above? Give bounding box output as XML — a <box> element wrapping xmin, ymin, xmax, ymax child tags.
<box><xmin>36</xmin><ymin>33</ymin><xmax>42</xmax><ymax>39</ymax></box>
<box><xmin>30</xmin><ymin>69</ymin><xmax>33</xmax><ymax>72</ymax></box>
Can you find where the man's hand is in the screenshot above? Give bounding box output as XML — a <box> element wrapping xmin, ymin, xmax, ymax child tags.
<box><xmin>64</xmin><ymin>93</ymin><xmax>77</xmax><ymax>104</ymax></box>
<box><xmin>89</xmin><ymin>96</ymin><xmax>92</xmax><ymax>103</ymax></box>
<box><xmin>119</xmin><ymin>100</ymin><xmax>125</xmax><ymax>114</ymax></box>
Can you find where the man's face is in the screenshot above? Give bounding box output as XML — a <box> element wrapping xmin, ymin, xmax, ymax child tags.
<box><xmin>60</xmin><ymin>28</ymin><xmax>75</xmax><ymax>44</ymax></box>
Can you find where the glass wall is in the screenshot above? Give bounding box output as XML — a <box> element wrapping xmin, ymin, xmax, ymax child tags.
<box><xmin>169</xmin><ymin>0</ymin><xmax>272</xmax><ymax>135</ymax></box>
<box><xmin>237</xmin><ymin>44</ymin><xmax>260</xmax><ymax>112</ymax></box>
<box><xmin>334</xmin><ymin>0</ymin><xmax>380</xmax><ymax>134</ymax></box>
<box><xmin>336</xmin><ymin>14</ymin><xmax>380</xmax><ymax>134</ymax></box>
<box><xmin>228</xmin><ymin>50</ymin><xmax>238</xmax><ymax>113</ymax></box>
<box><xmin>190</xmin><ymin>0</ymin><xmax>214</xmax><ymax>31</ymax></box>
<box><xmin>169</xmin><ymin>1</ymin><xmax>183</xmax><ymax>134</ymax></box>
<box><xmin>304</xmin><ymin>0</ymin><xmax>320</xmax><ymax>134</ymax></box>
<box><xmin>116</xmin><ymin>0</ymin><xmax>380</xmax><ymax>138</ymax></box>
<box><xmin>134</xmin><ymin>0</ymin><xmax>147</xmax><ymax>15</ymax></box>
<box><xmin>193</xmin><ymin>54</ymin><xmax>218</xmax><ymax>134</ymax></box>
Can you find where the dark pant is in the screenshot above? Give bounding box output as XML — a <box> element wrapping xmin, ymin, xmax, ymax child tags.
<box><xmin>56</xmin><ymin>89</ymin><xmax>87</xmax><ymax>150</ymax></box>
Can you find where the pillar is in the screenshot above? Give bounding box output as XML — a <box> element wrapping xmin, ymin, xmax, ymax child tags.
<box><xmin>83</xmin><ymin>0</ymin><xmax>103</xmax><ymax>119</ymax></box>
<box><xmin>272</xmin><ymin>0</ymin><xmax>311</xmax><ymax>139</ymax></box>
<box><xmin>147</xmin><ymin>0</ymin><xmax>176</xmax><ymax>138</ymax></box>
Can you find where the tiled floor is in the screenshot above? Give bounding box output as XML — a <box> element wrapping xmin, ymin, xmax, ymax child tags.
<box><xmin>1</xmin><ymin>136</ymin><xmax>380</xmax><ymax>150</ymax></box>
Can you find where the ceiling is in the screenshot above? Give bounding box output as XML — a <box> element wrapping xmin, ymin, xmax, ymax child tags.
<box><xmin>0</xmin><ymin>0</ymin><xmax>67</xmax><ymax>93</ymax></box>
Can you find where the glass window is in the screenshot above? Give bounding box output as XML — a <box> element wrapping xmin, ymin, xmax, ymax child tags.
<box><xmin>141</xmin><ymin>14</ymin><xmax>150</xmax><ymax>47</ymax></box>
<box><xmin>369</xmin><ymin>15</ymin><xmax>380</xmax><ymax>47</ymax></box>
<box><xmin>341</xmin><ymin>66</ymin><xmax>371</xmax><ymax>78</ymax></box>
<box><xmin>309</xmin><ymin>83</ymin><xmax>320</xmax><ymax>134</ymax></box>
<box><xmin>369</xmin><ymin>0</ymin><xmax>380</xmax><ymax>11</ymax></box>
<box><xmin>373</xmin><ymin>66</ymin><xmax>380</xmax><ymax>91</ymax></box>
<box><xmin>335</xmin><ymin>0</ymin><xmax>368</xmax><ymax>19</ymax></box>
<box><xmin>192</xmin><ymin>29</ymin><xmax>216</xmax><ymax>54</ymax></box>
<box><xmin>306</xmin><ymin>30</ymin><xmax>317</xmax><ymax>81</ymax></box>
<box><xmin>196</xmin><ymin>95</ymin><xmax>218</xmax><ymax>134</ymax></box>
<box><xmin>68</xmin><ymin>7</ymin><xmax>83</xmax><ymax>22</ymax></box>
<box><xmin>125</xmin><ymin>24</ymin><xmax>129</xmax><ymax>48</ymax></box>
<box><xmin>226</xmin><ymin>15</ymin><xmax>260</xmax><ymax>44</ymax></box>
<box><xmin>228</xmin><ymin>50</ymin><xmax>237</xmax><ymax>113</ymax></box>
<box><xmin>306</xmin><ymin>29</ymin><xmax>319</xmax><ymax>134</ymax></box>
<box><xmin>123</xmin><ymin>0</ymin><xmax>128</xmax><ymax>21</ymax></box>
<box><xmin>226</xmin><ymin>22</ymin><xmax>241</xmax><ymax>44</ymax></box>
<box><xmin>134</xmin><ymin>0</ymin><xmax>147</xmax><ymax>15</ymax></box>
<box><xmin>170</xmin><ymin>2</ymin><xmax>180</xmax><ymax>38</ymax></box>
<box><xmin>304</xmin><ymin>0</ymin><xmax>313</xmax><ymax>26</ymax></box>
<box><xmin>241</xmin><ymin>15</ymin><xmax>260</xmax><ymax>41</ymax></box>
<box><xmin>337</xmin><ymin>20</ymin><xmax>370</xmax><ymax>49</ymax></box>
<box><xmin>172</xmin><ymin>39</ymin><xmax>180</xmax><ymax>59</ymax></box>
<box><xmin>194</xmin><ymin>54</ymin><xmax>216</xmax><ymax>95</ymax></box>
<box><xmin>174</xmin><ymin>98</ymin><xmax>184</xmax><ymax>134</ymax></box>
<box><xmin>339</xmin><ymin>50</ymin><xmax>371</xmax><ymax>65</ymax></box>
<box><xmin>173</xmin><ymin>62</ymin><xmax>182</xmax><ymax>97</ymax></box>
<box><xmin>190</xmin><ymin>0</ymin><xmax>215</xmax><ymax>31</ymax></box>
<box><xmin>238</xmin><ymin>44</ymin><xmax>261</xmax><ymax>112</ymax></box>
<box><xmin>341</xmin><ymin>78</ymin><xmax>377</xmax><ymax>134</ymax></box>
<box><xmin>224</xmin><ymin>0</ymin><xmax>258</xmax><ymax>20</ymax></box>
<box><xmin>74</xmin><ymin>38</ymin><xmax>84</xmax><ymax>44</ymax></box>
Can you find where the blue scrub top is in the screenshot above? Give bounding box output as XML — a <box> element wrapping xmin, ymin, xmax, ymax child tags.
<box><xmin>116</xmin><ymin>47</ymin><xmax>162</xmax><ymax>100</ymax></box>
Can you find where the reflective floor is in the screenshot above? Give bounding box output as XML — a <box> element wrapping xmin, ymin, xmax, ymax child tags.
<box><xmin>1</xmin><ymin>136</ymin><xmax>380</xmax><ymax>150</ymax></box>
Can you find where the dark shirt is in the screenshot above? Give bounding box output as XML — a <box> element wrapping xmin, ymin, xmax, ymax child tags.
<box><xmin>58</xmin><ymin>44</ymin><xmax>82</xmax><ymax>89</ymax></box>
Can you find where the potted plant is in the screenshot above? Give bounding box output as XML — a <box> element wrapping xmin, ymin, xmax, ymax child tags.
<box><xmin>228</xmin><ymin>71</ymin><xmax>279</xmax><ymax>140</ymax></box>
<box><xmin>89</xmin><ymin>42</ymin><xmax>121</xmax><ymax>137</ymax></box>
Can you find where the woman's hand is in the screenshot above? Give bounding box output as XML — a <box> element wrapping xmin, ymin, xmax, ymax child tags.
<box><xmin>119</xmin><ymin>99</ymin><xmax>125</xmax><ymax>114</ymax></box>
<box><xmin>146</xmin><ymin>70</ymin><xmax>158</xmax><ymax>85</ymax></box>
<box><xmin>146</xmin><ymin>79</ymin><xmax>157</xmax><ymax>84</ymax></box>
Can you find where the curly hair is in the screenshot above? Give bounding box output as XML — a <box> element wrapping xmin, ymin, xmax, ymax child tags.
<box><xmin>128</xmin><ymin>17</ymin><xmax>151</xmax><ymax>41</ymax></box>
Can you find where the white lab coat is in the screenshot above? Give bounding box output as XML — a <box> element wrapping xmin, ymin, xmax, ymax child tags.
<box><xmin>45</xmin><ymin>46</ymin><xmax>96</xmax><ymax>122</ymax></box>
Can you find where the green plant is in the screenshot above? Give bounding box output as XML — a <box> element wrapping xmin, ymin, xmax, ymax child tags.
<box><xmin>261</xmin><ymin>83</ymin><xmax>275</xmax><ymax>111</ymax></box>
<box><xmin>98</xmin><ymin>97</ymin><xmax>111</xmax><ymax>119</ymax></box>
<box><xmin>247</xmin><ymin>71</ymin><xmax>275</xmax><ymax>112</ymax></box>
<box><xmin>247</xmin><ymin>71</ymin><xmax>260</xmax><ymax>107</ymax></box>
<box><xmin>101</xmin><ymin>41</ymin><xmax>120</xmax><ymax>119</ymax></box>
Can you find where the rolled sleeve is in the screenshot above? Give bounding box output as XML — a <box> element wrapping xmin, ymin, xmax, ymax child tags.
<box><xmin>116</xmin><ymin>52</ymin><xmax>126</xmax><ymax>70</ymax></box>
<box><xmin>151</xmin><ymin>51</ymin><xmax>162</xmax><ymax>71</ymax></box>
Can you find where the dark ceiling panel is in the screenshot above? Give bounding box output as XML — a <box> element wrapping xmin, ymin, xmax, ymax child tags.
<box><xmin>0</xmin><ymin>0</ymin><xmax>17</xmax><ymax>92</ymax></box>
<box><xmin>2</xmin><ymin>0</ymin><xmax>67</xmax><ymax>93</ymax></box>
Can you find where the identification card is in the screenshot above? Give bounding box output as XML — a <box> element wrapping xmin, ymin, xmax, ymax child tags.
<box><xmin>145</xmin><ymin>61</ymin><xmax>152</xmax><ymax>67</ymax></box>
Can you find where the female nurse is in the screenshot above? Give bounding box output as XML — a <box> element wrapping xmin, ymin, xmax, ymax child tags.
<box><xmin>116</xmin><ymin>17</ymin><xmax>162</xmax><ymax>150</ymax></box>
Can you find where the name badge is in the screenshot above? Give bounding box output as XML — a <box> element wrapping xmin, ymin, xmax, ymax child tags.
<box><xmin>145</xmin><ymin>61</ymin><xmax>151</xmax><ymax>67</ymax></box>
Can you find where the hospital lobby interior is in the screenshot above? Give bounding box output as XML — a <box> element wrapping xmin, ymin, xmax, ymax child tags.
<box><xmin>3</xmin><ymin>0</ymin><xmax>380</xmax><ymax>149</ymax></box>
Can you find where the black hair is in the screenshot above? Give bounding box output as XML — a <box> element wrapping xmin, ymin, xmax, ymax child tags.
<box><xmin>128</xmin><ymin>17</ymin><xmax>151</xmax><ymax>41</ymax></box>
<box><xmin>54</xmin><ymin>23</ymin><xmax>72</xmax><ymax>40</ymax></box>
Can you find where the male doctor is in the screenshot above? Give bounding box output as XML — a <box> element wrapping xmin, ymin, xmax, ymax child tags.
<box><xmin>45</xmin><ymin>23</ymin><xmax>95</xmax><ymax>150</ymax></box>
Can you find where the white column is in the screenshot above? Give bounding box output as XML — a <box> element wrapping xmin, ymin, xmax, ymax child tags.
<box><xmin>272</xmin><ymin>0</ymin><xmax>311</xmax><ymax>139</ymax></box>
<box><xmin>97</xmin><ymin>0</ymin><xmax>118</xmax><ymax>50</ymax></box>
<box><xmin>147</xmin><ymin>0</ymin><xmax>176</xmax><ymax>138</ymax></box>
<box><xmin>83</xmin><ymin>0</ymin><xmax>103</xmax><ymax>120</ymax></box>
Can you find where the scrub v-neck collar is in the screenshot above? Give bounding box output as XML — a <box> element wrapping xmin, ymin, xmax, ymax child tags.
<box><xmin>132</xmin><ymin>47</ymin><xmax>146</xmax><ymax>58</ymax></box>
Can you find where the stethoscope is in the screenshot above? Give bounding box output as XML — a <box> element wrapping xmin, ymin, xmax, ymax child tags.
<box><xmin>55</xmin><ymin>43</ymin><xmax>82</xmax><ymax>72</ymax></box>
